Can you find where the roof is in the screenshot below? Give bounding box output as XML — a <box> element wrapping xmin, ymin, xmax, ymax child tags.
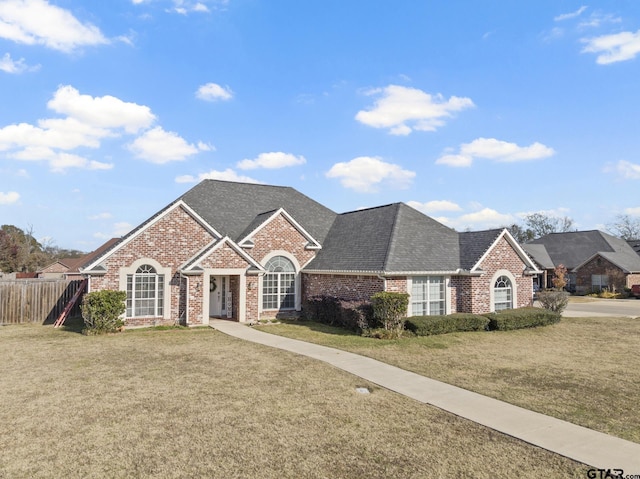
<box><xmin>521</xmin><ymin>243</ymin><xmax>555</xmax><ymax>269</ymax></box>
<box><xmin>83</xmin><ymin>180</ymin><xmax>537</xmax><ymax>276</ymax></box>
<box><xmin>180</xmin><ymin>180</ymin><xmax>337</xmax><ymax>244</ymax></box>
<box><xmin>458</xmin><ymin>229</ymin><xmax>503</xmax><ymax>270</ymax></box>
<box><xmin>526</xmin><ymin>230</ymin><xmax>640</xmax><ymax>273</ymax></box>
<box><xmin>305</xmin><ymin>203</ymin><xmax>513</xmax><ymax>273</ymax></box>
<box><xmin>628</xmin><ymin>239</ymin><xmax>640</xmax><ymax>256</ymax></box>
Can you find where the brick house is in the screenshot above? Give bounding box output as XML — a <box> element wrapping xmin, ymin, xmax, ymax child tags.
<box><xmin>523</xmin><ymin>230</ymin><xmax>640</xmax><ymax>294</ymax></box>
<box><xmin>39</xmin><ymin>238</ymin><xmax>120</xmax><ymax>280</ymax></box>
<box><xmin>82</xmin><ymin>180</ymin><xmax>540</xmax><ymax>326</ymax></box>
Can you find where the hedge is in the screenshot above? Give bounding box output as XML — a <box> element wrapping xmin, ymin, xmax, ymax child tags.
<box><xmin>302</xmin><ymin>296</ymin><xmax>373</xmax><ymax>331</ymax></box>
<box><xmin>484</xmin><ymin>307</ymin><xmax>561</xmax><ymax>331</ymax></box>
<box><xmin>405</xmin><ymin>313</ymin><xmax>489</xmax><ymax>336</ymax></box>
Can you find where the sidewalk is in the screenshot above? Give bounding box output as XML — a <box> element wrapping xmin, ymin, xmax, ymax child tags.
<box><xmin>210</xmin><ymin>319</ymin><xmax>640</xmax><ymax>472</ymax></box>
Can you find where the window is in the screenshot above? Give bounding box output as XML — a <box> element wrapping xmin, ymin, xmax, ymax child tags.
<box><xmin>262</xmin><ymin>256</ymin><xmax>296</xmax><ymax>310</ymax></box>
<box><xmin>126</xmin><ymin>264</ymin><xmax>164</xmax><ymax>317</ymax></box>
<box><xmin>494</xmin><ymin>275</ymin><xmax>512</xmax><ymax>311</ymax></box>
<box><xmin>411</xmin><ymin>276</ymin><xmax>445</xmax><ymax>316</ymax></box>
<box><xmin>592</xmin><ymin>274</ymin><xmax>608</xmax><ymax>291</ymax></box>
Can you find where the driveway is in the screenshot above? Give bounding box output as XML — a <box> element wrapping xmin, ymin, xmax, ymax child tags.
<box><xmin>560</xmin><ymin>297</ymin><xmax>640</xmax><ymax>318</ymax></box>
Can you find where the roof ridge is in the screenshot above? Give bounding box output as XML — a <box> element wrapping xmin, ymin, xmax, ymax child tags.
<box><xmin>339</xmin><ymin>202</ymin><xmax>401</xmax><ymax>215</ymax></box>
<box><xmin>382</xmin><ymin>203</ymin><xmax>402</xmax><ymax>271</ymax></box>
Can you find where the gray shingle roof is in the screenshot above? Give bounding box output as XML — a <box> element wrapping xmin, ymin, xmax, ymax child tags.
<box><xmin>180</xmin><ymin>180</ymin><xmax>337</xmax><ymax>244</ymax></box>
<box><xmin>522</xmin><ymin>243</ymin><xmax>555</xmax><ymax>269</ymax></box>
<box><xmin>526</xmin><ymin>230</ymin><xmax>640</xmax><ymax>272</ymax></box>
<box><xmin>306</xmin><ymin>203</ymin><xmax>483</xmax><ymax>273</ymax></box>
<box><xmin>458</xmin><ymin>229</ymin><xmax>504</xmax><ymax>270</ymax></box>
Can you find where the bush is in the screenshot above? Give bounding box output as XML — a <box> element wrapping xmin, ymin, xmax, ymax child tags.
<box><xmin>81</xmin><ymin>290</ymin><xmax>126</xmax><ymax>335</ymax></box>
<box><xmin>537</xmin><ymin>290</ymin><xmax>569</xmax><ymax>313</ymax></box>
<box><xmin>302</xmin><ymin>296</ymin><xmax>373</xmax><ymax>332</ymax></box>
<box><xmin>485</xmin><ymin>307</ymin><xmax>561</xmax><ymax>331</ymax></box>
<box><xmin>405</xmin><ymin>314</ymin><xmax>489</xmax><ymax>336</ymax></box>
<box><xmin>371</xmin><ymin>292</ymin><xmax>409</xmax><ymax>337</ymax></box>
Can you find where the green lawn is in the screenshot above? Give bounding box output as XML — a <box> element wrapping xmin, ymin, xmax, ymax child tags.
<box><xmin>0</xmin><ymin>321</ymin><xmax>585</xmax><ymax>478</ymax></box>
<box><xmin>255</xmin><ymin>315</ymin><xmax>640</xmax><ymax>444</ymax></box>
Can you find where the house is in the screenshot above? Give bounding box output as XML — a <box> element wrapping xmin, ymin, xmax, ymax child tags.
<box><xmin>81</xmin><ymin>180</ymin><xmax>540</xmax><ymax>326</ymax></box>
<box><xmin>523</xmin><ymin>230</ymin><xmax>640</xmax><ymax>294</ymax></box>
<box><xmin>39</xmin><ymin>238</ymin><xmax>120</xmax><ymax>280</ymax></box>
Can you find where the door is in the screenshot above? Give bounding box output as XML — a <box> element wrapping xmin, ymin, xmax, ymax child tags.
<box><xmin>209</xmin><ymin>276</ymin><xmax>229</xmax><ymax>317</ymax></box>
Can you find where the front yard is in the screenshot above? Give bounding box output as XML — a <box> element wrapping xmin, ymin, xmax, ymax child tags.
<box><xmin>0</xmin><ymin>321</ymin><xmax>584</xmax><ymax>478</ymax></box>
<box><xmin>255</xmin><ymin>315</ymin><xmax>640</xmax><ymax>444</ymax></box>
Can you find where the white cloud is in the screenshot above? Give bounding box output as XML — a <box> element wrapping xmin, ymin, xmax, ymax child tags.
<box><xmin>9</xmin><ymin>148</ymin><xmax>113</xmax><ymax>173</ymax></box>
<box><xmin>578</xmin><ymin>12</ymin><xmax>622</xmax><ymax>29</ymax></box>
<box><xmin>175</xmin><ymin>168</ymin><xmax>261</xmax><ymax>184</ymax></box>
<box><xmin>88</xmin><ymin>212</ymin><xmax>113</xmax><ymax>220</ymax></box>
<box><xmin>197</xmin><ymin>141</ymin><xmax>215</xmax><ymax>151</ymax></box>
<box><xmin>0</xmin><ymin>191</ymin><xmax>20</xmax><ymax>204</ymax></box>
<box><xmin>326</xmin><ymin>156</ymin><xmax>415</xmax><ymax>193</ymax></box>
<box><xmin>624</xmin><ymin>207</ymin><xmax>640</xmax><ymax>216</ymax></box>
<box><xmin>355</xmin><ymin>85</ymin><xmax>474</xmax><ymax>135</ymax></box>
<box><xmin>554</xmin><ymin>6</ymin><xmax>587</xmax><ymax>22</ymax></box>
<box><xmin>407</xmin><ymin>200</ymin><xmax>462</xmax><ymax>214</ymax></box>
<box><xmin>436</xmin><ymin>137</ymin><xmax>555</xmax><ymax>167</ymax></box>
<box><xmin>0</xmin><ymin>0</ymin><xmax>108</xmax><ymax>53</ymax></box>
<box><xmin>113</xmin><ymin>222</ymin><xmax>133</xmax><ymax>236</ymax></box>
<box><xmin>582</xmin><ymin>30</ymin><xmax>640</xmax><ymax>64</ymax></box>
<box><xmin>0</xmin><ymin>52</ymin><xmax>38</xmax><ymax>73</ymax></box>
<box><xmin>607</xmin><ymin>160</ymin><xmax>640</xmax><ymax>180</ymax></box>
<box><xmin>196</xmin><ymin>82</ymin><xmax>233</xmax><ymax>101</ymax></box>
<box><xmin>128</xmin><ymin>126</ymin><xmax>198</xmax><ymax>163</ymax></box>
<box><xmin>237</xmin><ymin>152</ymin><xmax>306</xmax><ymax>170</ymax></box>
<box><xmin>456</xmin><ymin>208</ymin><xmax>515</xmax><ymax>229</ymax></box>
<box><xmin>48</xmin><ymin>85</ymin><xmax>156</xmax><ymax>133</ymax></box>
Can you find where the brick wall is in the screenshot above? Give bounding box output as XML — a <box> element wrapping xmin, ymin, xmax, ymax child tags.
<box><xmin>302</xmin><ymin>273</ymin><xmax>385</xmax><ymax>301</ymax></box>
<box><xmin>252</xmin><ymin>213</ymin><xmax>317</xmax><ymax>317</ymax></box>
<box><xmin>464</xmin><ymin>235</ymin><xmax>532</xmax><ymax>314</ymax></box>
<box><xmin>575</xmin><ymin>255</ymin><xmax>630</xmax><ymax>292</ymax></box>
<box><xmin>90</xmin><ymin>205</ymin><xmax>215</xmax><ymax>326</ymax></box>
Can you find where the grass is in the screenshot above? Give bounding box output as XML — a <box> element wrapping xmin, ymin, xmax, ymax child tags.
<box><xmin>0</xmin><ymin>320</ymin><xmax>585</xmax><ymax>478</ymax></box>
<box><xmin>254</xmin><ymin>316</ymin><xmax>640</xmax><ymax>444</ymax></box>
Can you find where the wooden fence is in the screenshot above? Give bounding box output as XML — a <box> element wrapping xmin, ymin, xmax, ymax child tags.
<box><xmin>0</xmin><ymin>279</ymin><xmax>84</xmax><ymax>325</ymax></box>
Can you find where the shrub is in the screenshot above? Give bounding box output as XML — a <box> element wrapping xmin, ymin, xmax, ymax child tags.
<box><xmin>537</xmin><ymin>290</ymin><xmax>569</xmax><ymax>313</ymax></box>
<box><xmin>302</xmin><ymin>296</ymin><xmax>373</xmax><ymax>332</ymax></box>
<box><xmin>485</xmin><ymin>307</ymin><xmax>560</xmax><ymax>331</ymax></box>
<box><xmin>405</xmin><ymin>314</ymin><xmax>489</xmax><ymax>336</ymax></box>
<box><xmin>81</xmin><ymin>290</ymin><xmax>126</xmax><ymax>335</ymax></box>
<box><xmin>371</xmin><ymin>292</ymin><xmax>409</xmax><ymax>337</ymax></box>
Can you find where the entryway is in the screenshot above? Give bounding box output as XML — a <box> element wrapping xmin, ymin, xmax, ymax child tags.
<box><xmin>209</xmin><ymin>275</ymin><xmax>232</xmax><ymax>318</ymax></box>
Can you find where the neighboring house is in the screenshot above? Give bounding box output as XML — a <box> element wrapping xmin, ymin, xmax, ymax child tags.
<box><xmin>523</xmin><ymin>230</ymin><xmax>640</xmax><ymax>293</ymax></box>
<box><xmin>81</xmin><ymin>180</ymin><xmax>540</xmax><ymax>327</ymax></box>
<box><xmin>39</xmin><ymin>238</ymin><xmax>120</xmax><ymax>280</ymax></box>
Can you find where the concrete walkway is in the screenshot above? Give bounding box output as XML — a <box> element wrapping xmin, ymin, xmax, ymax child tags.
<box><xmin>210</xmin><ymin>319</ymin><xmax>640</xmax><ymax>471</ymax></box>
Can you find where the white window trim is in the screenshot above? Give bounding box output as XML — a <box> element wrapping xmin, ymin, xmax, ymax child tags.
<box><xmin>490</xmin><ymin>269</ymin><xmax>517</xmax><ymax>312</ymax></box>
<box><xmin>406</xmin><ymin>276</ymin><xmax>451</xmax><ymax>317</ymax></box>
<box><xmin>259</xmin><ymin>250</ymin><xmax>302</xmax><ymax>313</ymax></box>
<box><xmin>119</xmin><ymin>258</ymin><xmax>172</xmax><ymax>320</ymax></box>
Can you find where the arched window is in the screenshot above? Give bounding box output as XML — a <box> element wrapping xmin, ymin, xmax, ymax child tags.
<box><xmin>126</xmin><ymin>264</ymin><xmax>165</xmax><ymax>317</ymax></box>
<box><xmin>493</xmin><ymin>275</ymin><xmax>513</xmax><ymax>311</ymax></box>
<box><xmin>262</xmin><ymin>256</ymin><xmax>296</xmax><ymax>310</ymax></box>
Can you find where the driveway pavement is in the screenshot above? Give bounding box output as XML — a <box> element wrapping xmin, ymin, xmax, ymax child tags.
<box><xmin>562</xmin><ymin>298</ymin><xmax>640</xmax><ymax>318</ymax></box>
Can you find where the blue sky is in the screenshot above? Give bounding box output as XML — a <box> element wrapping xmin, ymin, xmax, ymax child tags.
<box><xmin>1</xmin><ymin>0</ymin><xmax>640</xmax><ymax>251</ymax></box>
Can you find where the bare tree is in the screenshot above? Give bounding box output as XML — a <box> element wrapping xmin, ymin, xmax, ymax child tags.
<box><xmin>524</xmin><ymin>213</ymin><xmax>575</xmax><ymax>239</ymax></box>
<box><xmin>607</xmin><ymin>214</ymin><xmax>640</xmax><ymax>240</ymax></box>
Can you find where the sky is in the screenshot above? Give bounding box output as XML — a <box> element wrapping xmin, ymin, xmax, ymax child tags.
<box><xmin>1</xmin><ymin>0</ymin><xmax>640</xmax><ymax>252</ymax></box>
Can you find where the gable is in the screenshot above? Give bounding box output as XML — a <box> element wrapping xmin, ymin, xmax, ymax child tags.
<box><xmin>181</xmin><ymin>237</ymin><xmax>263</xmax><ymax>273</ymax></box>
<box><xmin>238</xmin><ymin>208</ymin><xmax>321</xmax><ymax>250</ymax></box>
<box><xmin>83</xmin><ymin>202</ymin><xmax>218</xmax><ymax>272</ymax></box>
<box><xmin>473</xmin><ymin>230</ymin><xmax>540</xmax><ymax>274</ymax></box>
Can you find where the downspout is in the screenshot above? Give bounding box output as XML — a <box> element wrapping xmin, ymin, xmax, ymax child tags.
<box><xmin>376</xmin><ymin>274</ymin><xmax>387</xmax><ymax>291</ymax></box>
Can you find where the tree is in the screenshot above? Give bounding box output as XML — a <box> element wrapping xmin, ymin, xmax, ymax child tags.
<box><xmin>505</xmin><ymin>213</ymin><xmax>576</xmax><ymax>243</ymax></box>
<box><xmin>607</xmin><ymin>214</ymin><xmax>640</xmax><ymax>240</ymax></box>
<box><xmin>0</xmin><ymin>224</ymin><xmax>69</xmax><ymax>273</ymax></box>
<box><xmin>552</xmin><ymin>264</ymin><xmax>568</xmax><ymax>290</ymax></box>
<box><xmin>524</xmin><ymin>213</ymin><xmax>575</xmax><ymax>239</ymax></box>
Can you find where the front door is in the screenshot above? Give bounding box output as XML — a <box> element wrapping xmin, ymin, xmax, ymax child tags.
<box><xmin>209</xmin><ymin>275</ymin><xmax>229</xmax><ymax>317</ymax></box>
